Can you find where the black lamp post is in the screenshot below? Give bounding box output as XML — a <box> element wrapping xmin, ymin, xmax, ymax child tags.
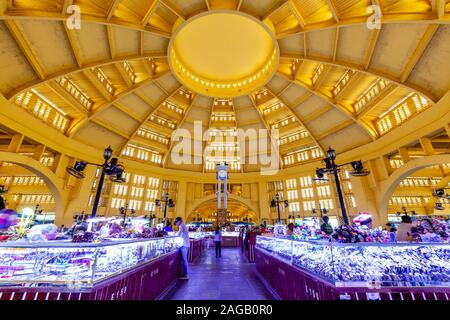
<box><xmin>155</xmin><ymin>192</ymin><xmax>175</xmax><ymax>226</ymax></box>
<box><xmin>66</xmin><ymin>146</ymin><xmax>126</xmax><ymax>218</ymax></box>
<box><xmin>270</xmin><ymin>193</ymin><xmax>289</xmax><ymax>224</ymax></box>
<box><xmin>314</xmin><ymin>147</ymin><xmax>369</xmax><ymax>225</ymax></box>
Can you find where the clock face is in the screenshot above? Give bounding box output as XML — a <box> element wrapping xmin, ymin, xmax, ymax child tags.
<box><xmin>218</xmin><ymin>170</ymin><xmax>227</xmax><ymax>178</ymax></box>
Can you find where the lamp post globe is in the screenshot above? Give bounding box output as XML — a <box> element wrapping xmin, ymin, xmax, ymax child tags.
<box><xmin>103</xmin><ymin>146</ymin><xmax>113</xmax><ymax>161</ymax></box>
<box><xmin>327</xmin><ymin>147</ymin><xmax>336</xmax><ymax>161</ymax></box>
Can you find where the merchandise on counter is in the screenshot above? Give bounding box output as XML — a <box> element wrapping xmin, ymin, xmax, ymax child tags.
<box><xmin>256</xmin><ymin>236</ymin><xmax>450</xmax><ymax>287</ymax></box>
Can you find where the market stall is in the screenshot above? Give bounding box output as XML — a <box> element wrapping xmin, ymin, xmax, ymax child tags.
<box><xmin>255</xmin><ymin>236</ymin><xmax>450</xmax><ymax>300</ymax></box>
<box><xmin>188</xmin><ymin>232</ymin><xmax>208</xmax><ymax>262</ymax></box>
<box><xmin>0</xmin><ymin>237</ymin><xmax>182</xmax><ymax>300</ymax></box>
<box><xmin>222</xmin><ymin>231</ymin><xmax>239</xmax><ymax>247</ymax></box>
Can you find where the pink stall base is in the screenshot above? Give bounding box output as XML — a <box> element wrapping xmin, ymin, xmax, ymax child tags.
<box><xmin>255</xmin><ymin>248</ymin><xmax>450</xmax><ymax>301</ymax></box>
<box><xmin>0</xmin><ymin>250</ymin><xmax>181</xmax><ymax>301</ymax></box>
<box><xmin>188</xmin><ymin>237</ymin><xmax>207</xmax><ymax>263</ymax></box>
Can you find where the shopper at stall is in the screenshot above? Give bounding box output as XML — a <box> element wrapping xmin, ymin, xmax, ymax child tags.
<box><xmin>287</xmin><ymin>223</ymin><xmax>295</xmax><ymax>236</ymax></box>
<box><xmin>164</xmin><ymin>221</ymin><xmax>173</xmax><ymax>233</ymax></box>
<box><xmin>214</xmin><ymin>226</ymin><xmax>222</xmax><ymax>258</ymax></box>
<box><xmin>320</xmin><ymin>216</ymin><xmax>334</xmax><ymax>235</ymax></box>
<box><xmin>396</xmin><ymin>214</ymin><xmax>413</xmax><ymax>242</ymax></box>
<box><xmin>174</xmin><ymin>217</ymin><xmax>190</xmax><ymax>280</ymax></box>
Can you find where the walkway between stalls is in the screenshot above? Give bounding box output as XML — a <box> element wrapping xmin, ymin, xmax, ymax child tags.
<box><xmin>161</xmin><ymin>247</ymin><xmax>274</xmax><ymax>300</ymax></box>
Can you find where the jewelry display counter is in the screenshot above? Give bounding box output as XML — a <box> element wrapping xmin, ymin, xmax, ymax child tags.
<box><xmin>256</xmin><ymin>236</ymin><xmax>450</xmax><ymax>300</ymax></box>
<box><xmin>0</xmin><ymin>237</ymin><xmax>182</xmax><ymax>300</ymax></box>
<box><xmin>188</xmin><ymin>233</ymin><xmax>208</xmax><ymax>262</ymax></box>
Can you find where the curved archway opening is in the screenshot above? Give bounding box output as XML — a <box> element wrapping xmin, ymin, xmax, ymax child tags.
<box><xmin>187</xmin><ymin>198</ymin><xmax>257</xmax><ymax>224</ymax></box>
<box><xmin>0</xmin><ymin>152</ymin><xmax>64</xmax><ymax>224</ymax></box>
<box><xmin>379</xmin><ymin>154</ymin><xmax>450</xmax><ymax>223</ymax></box>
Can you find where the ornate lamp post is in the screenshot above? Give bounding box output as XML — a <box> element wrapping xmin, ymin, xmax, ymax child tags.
<box><xmin>314</xmin><ymin>147</ymin><xmax>369</xmax><ymax>225</ymax></box>
<box><xmin>66</xmin><ymin>146</ymin><xmax>126</xmax><ymax>218</ymax></box>
<box><xmin>270</xmin><ymin>193</ymin><xmax>289</xmax><ymax>224</ymax></box>
<box><xmin>155</xmin><ymin>192</ymin><xmax>175</xmax><ymax>226</ymax></box>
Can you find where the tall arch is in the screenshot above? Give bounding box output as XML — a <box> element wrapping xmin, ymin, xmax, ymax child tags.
<box><xmin>186</xmin><ymin>194</ymin><xmax>259</xmax><ymax>221</ymax></box>
<box><xmin>378</xmin><ymin>154</ymin><xmax>450</xmax><ymax>219</ymax></box>
<box><xmin>0</xmin><ymin>152</ymin><xmax>65</xmax><ymax>223</ymax></box>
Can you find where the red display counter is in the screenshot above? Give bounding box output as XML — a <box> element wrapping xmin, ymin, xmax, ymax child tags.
<box><xmin>256</xmin><ymin>248</ymin><xmax>450</xmax><ymax>301</ymax></box>
<box><xmin>0</xmin><ymin>250</ymin><xmax>180</xmax><ymax>301</ymax></box>
<box><xmin>188</xmin><ymin>237</ymin><xmax>207</xmax><ymax>262</ymax></box>
<box><xmin>0</xmin><ymin>237</ymin><xmax>182</xmax><ymax>300</ymax></box>
<box><xmin>222</xmin><ymin>232</ymin><xmax>239</xmax><ymax>247</ymax></box>
<box><xmin>241</xmin><ymin>231</ymin><xmax>260</xmax><ymax>262</ymax></box>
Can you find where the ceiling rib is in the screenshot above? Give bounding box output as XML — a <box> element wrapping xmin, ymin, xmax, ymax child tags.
<box><xmin>265</xmin><ymin>86</ymin><xmax>326</xmax><ymax>153</ymax></box>
<box><xmin>5</xmin><ymin>53</ymin><xmax>167</xmax><ymax>100</ymax></box>
<box><xmin>4</xmin><ymin>20</ymin><xmax>46</xmax><ymax>80</ymax></box>
<box><xmin>67</xmin><ymin>70</ymin><xmax>170</xmax><ymax>137</ymax></box>
<box><xmin>280</xmin><ymin>53</ymin><xmax>438</xmax><ymax>103</ymax></box>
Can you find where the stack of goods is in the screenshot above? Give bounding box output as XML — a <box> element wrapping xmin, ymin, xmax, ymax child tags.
<box><xmin>331</xmin><ymin>225</ymin><xmax>390</xmax><ymax>243</ymax></box>
<box><xmin>410</xmin><ymin>218</ymin><xmax>450</xmax><ymax>243</ymax></box>
<box><xmin>294</xmin><ymin>225</ymin><xmax>328</xmax><ymax>240</ymax></box>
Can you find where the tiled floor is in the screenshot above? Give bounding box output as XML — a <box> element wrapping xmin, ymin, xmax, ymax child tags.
<box><xmin>161</xmin><ymin>247</ymin><xmax>274</xmax><ymax>300</ymax></box>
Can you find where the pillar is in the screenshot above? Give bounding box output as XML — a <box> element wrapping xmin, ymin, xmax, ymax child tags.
<box><xmin>175</xmin><ymin>180</ymin><xmax>187</xmax><ymax>221</ymax></box>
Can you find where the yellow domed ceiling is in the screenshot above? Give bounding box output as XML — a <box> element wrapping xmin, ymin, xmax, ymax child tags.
<box><xmin>0</xmin><ymin>0</ymin><xmax>449</xmax><ymax>175</ymax></box>
<box><xmin>169</xmin><ymin>11</ymin><xmax>279</xmax><ymax>97</ymax></box>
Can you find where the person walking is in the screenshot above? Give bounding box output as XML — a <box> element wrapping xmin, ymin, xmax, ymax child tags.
<box><xmin>214</xmin><ymin>226</ymin><xmax>222</xmax><ymax>258</ymax></box>
<box><xmin>396</xmin><ymin>214</ymin><xmax>413</xmax><ymax>242</ymax></box>
<box><xmin>174</xmin><ymin>217</ymin><xmax>190</xmax><ymax>280</ymax></box>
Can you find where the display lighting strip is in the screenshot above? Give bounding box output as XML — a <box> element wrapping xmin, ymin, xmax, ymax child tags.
<box><xmin>162</xmin><ymin>101</ymin><xmax>184</xmax><ymax>115</ymax></box>
<box><xmin>311</xmin><ymin>64</ymin><xmax>324</xmax><ymax>86</ymax></box>
<box><xmin>122</xmin><ymin>61</ymin><xmax>136</xmax><ymax>84</ymax></box>
<box><xmin>271</xmin><ymin>116</ymin><xmax>296</xmax><ymax>129</ymax></box>
<box><xmin>56</xmin><ymin>76</ymin><xmax>93</xmax><ymax>110</ymax></box>
<box><xmin>136</xmin><ymin>128</ymin><xmax>169</xmax><ymax>145</ymax></box>
<box><xmin>278</xmin><ymin>130</ymin><xmax>309</xmax><ymax>145</ymax></box>
<box><xmin>354</xmin><ymin>78</ymin><xmax>390</xmax><ymax>112</ymax></box>
<box><xmin>262</xmin><ymin>102</ymin><xmax>283</xmax><ymax>115</ymax></box>
<box><xmin>376</xmin><ymin>93</ymin><xmax>431</xmax><ymax>135</ymax></box>
<box><xmin>172</xmin><ymin>49</ymin><xmax>277</xmax><ymax>94</ymax></box>
<box><xmin>211</xmin><ymin>112</ymin><xmax>236</xmax><ymax>122</ymax></box>
<box><xmin>15</xmin><ymin>90</ymin><xmax>69</xmax><ymax>133</ymax></box>
<box><xmin>332</xmin><ymin>70</ymin><xmax>355</xmax><ymax>97</ymax></box>
<box><xmin>150</xmin><ymin>115</ymin><xmax>176</xmax><ymax>129</ymax></box>
<box><xmin>91</xmin><ymin>67</ymin><xmax>115</xmax><ymax>95</ymax></box>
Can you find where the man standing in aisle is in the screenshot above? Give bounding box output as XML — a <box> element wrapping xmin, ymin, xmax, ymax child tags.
<box><xmin>175</xmin><ymin>217</ymin><xmax>190</xmax><ymax>280</ymax></box>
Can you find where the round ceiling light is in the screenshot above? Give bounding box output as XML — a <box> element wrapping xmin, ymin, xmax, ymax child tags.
<box><xmin>168</xmin><ymin>11</ymin><xmax>279</xmax><ymax>98</ymax></box>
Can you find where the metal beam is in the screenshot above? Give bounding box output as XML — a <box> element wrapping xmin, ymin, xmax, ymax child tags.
<box><xmin>83</xmin><ymin>69</ymin><xmax>113</xmax><ymax>101</ymax></box>
<box><xmin>400</xmin><ymin>24</ymin><xmax>439</xmax><ymax>83</ymax></box>
<box><xmin>315</xmin><ymin>120</ymin><xmax>354</xmax><ymax>140</ymax></box>
<box><xmin>332</xmin><ymin>27</ymin><xmax>339</xmax><ymax>62</ymax></box>
<box><xmin>91</xmin><ymin>118</ymin><xmax>131</xmax><ymax>139</ymax></box>
<box><xmin>46</xmin><ymin>81</ymin><xmax>90</xmax><ymax>117</ymax></box>
<box><xmin>356</xmin><ymin>84</ymin><xmax>397</xmax><ymax>119</ymax></box>
<box><xmin>4</xmin><ymin>20</ymin><xmax>46</xmax><ymax>80</ymax></box>
<box><xmin>159</xmin><ymin>0</ymin><xmax>185</xmax><ymax>21</ymax></box>
<box><xmin>262</xmin><ymin>0</ymin><xmax>289</xmax><ymax>20</ymax></box>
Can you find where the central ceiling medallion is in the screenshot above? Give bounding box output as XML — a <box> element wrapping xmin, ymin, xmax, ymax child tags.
<box><xmin>168</xmin><ymin>11</ymin><xmax>279</xmax><ymax>98</ymax></box>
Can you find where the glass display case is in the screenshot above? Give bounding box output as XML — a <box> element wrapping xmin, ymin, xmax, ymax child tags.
<box><xmin>0</xmin><ymin>237</ymin><xmax>182</xmax><ymax>288</ymax></box>
<box><xmin>256</xmin><ymin>236</ymin><xmax>450</xmax><ymax>287</ymax></box>
<box><xmin>222</xmin><ymin>232</ymin><xmax>239</xmax><ymax>237</ymax></box>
